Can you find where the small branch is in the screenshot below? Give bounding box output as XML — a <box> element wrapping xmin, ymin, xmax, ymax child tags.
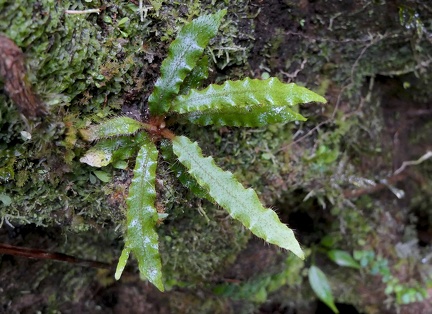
<box><xmin>343</xmin><ymin>151</ymin><xmax>432</xmax><ymax>199</ymax></box>
<box><xmin>343</xmin><ymin>172</ymin><xmax>407</xmax><ymax>199</ymax></box>
<box><xmin>394</xmin><ymin>151</ymin><xmax>432</xmax><ymax>175</ymax></box>
<box><xmin>378</xmin><ymin>58</ymin><xmax>432</xmax><ymax>76</ymax></box>
<box><xmin>0</xmin><ymin>243</ymin><xmax>113</xmax><ymax>270</ymax></box>
<box><xmin>281</xmin><ymin>59</ymin><xmax>307</xmax><ymax>82</ymax></box>
<box><xmin>138</xmin><ymin>0</ymin><xmax>153</xmax><ymax>22</ymax></box>
<box><xmin>65</xmin><ymin>9</ymin><xmax>101</xmax><ymax>15</ymax></box>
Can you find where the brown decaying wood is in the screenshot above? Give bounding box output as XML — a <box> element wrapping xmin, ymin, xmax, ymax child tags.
<box><xmin>0</xmin><ymin>34</ymin><xmax>47</xmax><ymax>117</ymax></box>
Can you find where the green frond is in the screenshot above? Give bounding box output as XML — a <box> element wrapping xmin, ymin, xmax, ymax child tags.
<box><xmin>178</xmin><ymin>103</ymin><xmax>307</xmax><ymax>127</ymax></box>
<box><xmin>172</xmin><ymin>135</ymin><xmax>304</xmax><ymax>259</ymax></box>
<box><xmin>115</xmin><ymin>134</ymin><xmax>164</xmax><ymax>291</ymax></box>
<box><xmin>159</xmin><ymin>140</ymin><xmax>213</xmax><ymax>202</ymax></box>
<box><xmin>170</xmin><ymin>77</ymin><xmax>325</xmax><ymax>127</ymax></box>
<box><xmin>80</xmin><ymin>117</ymin><xmax>143</xmax><ymax>141</ymax></box>
<box><xmin>308</xmin><ymin>266</ymin><xmax>339</xmax><ymax>313</ymax></box>
<box><xmin>79</xmin><ymin>137</ymin><xmax>139</xmax><ymax>167</ymax></box>
<box><xmin>179</xmin><ymin>55</ymin><xmax>210</xmax><ymax>95</ymax></box>
<box><xmin>148</xmin><ymin>10</ymin><xmax>226</xmax><ymax>116</ymax></box>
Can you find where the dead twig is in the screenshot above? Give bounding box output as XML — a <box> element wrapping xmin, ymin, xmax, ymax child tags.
<box><xmin>343</xmin><ymin>172</ymin><xmax>407</xmax><ymax>199</ymax></box>
<box><xmin>64</xmin><ymin>9</ymin><xmax>101</xmax><ymax>14</ymax></box>
<box><xmin>0</xmin><ymin>242</ymin><xmax>113</xmax><ymax>270</ymax></box>
<box><xmin>394</xmin><ymin>151</ymin><xmax>432</xmax><ymax>175</ymax></box>
<box><xmin>343</xmin><ymin>150</ymin><xmax>432</xmax><ymax>199</ymax></box>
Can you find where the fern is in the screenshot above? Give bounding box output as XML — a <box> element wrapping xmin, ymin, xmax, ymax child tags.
<box><xmin>172</xmin><ymin>78</ymin><xmax>324</xmax><ymax>126</ymax></box>
<box><xmin>79</xmin><ymin>117</ymin><xmax>144</xmax><ymax>141</ymax></box>
<box><xmin>159</xmin><ymin>140</ymin><xmax>213</xmax><ymax>202</ymax></box>
<box><xmin>172</xmin><ymin>136</ymin><xmax>304</xmax><ymax>259</ymax></box>
<box><xmin>79</xmin><ymin>136</ymin><xmax>139</xmax><ymax>167</ymax></box>
<box><xmin>148</xmin><ymin>10</ymin><xmax>226</xmax><ymax>115</ymax></box>
<box><xmin>115</xmin><ymin>134</ymin><xmax>163</xmax><ymax>291</ymax></box>
<box><xmin>172</xmin><ymin>77</ymin><xmax>323</xmax><ymax>114</ymax></box>
<box><xmin>80</xmin><ymin>9</ymin><xmax>326</xmax><ymax>291</ymax></box>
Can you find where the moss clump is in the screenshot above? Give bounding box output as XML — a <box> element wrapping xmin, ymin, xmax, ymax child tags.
<box><xmin>0</xmin><ymin>0</ymin><xmax>257</xmax><ymax>229</ymax></box>
<box><xmin>2</xmin><ymin>1</ymin><xmax>432</xmax><ymax>313</ymax></box>
<box><xmin>0</xmin><ymin>1</ymin><xmax>261</xmax><ymax>310</ymax></box>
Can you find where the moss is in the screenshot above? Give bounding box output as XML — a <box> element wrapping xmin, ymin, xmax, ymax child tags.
<box><xmin>2</xmin><ymin>0</ymin><xmax>432</xmax><ymax>312</ymax></box>
<box><xmin>213</xmin><ymin>253</ymin><xmax>306</xmax><ymax>304</ymax></box>
<box><xmin>0</xmin><ymin>0</ymin><xmax>257</xmax><ymax>227</ymax></box>
<box><xmin>0</xmin><ymin>0</ymin><xmax>150</xmax><ymax>228</ymax></box>
<box><xmin>160</xmin><ymin>204</ymin><xmax>250</xmax><ymax>285</ymax></box>
<box><xmin>0</xmin><ymin>1</ymin><xmax>261</xmax><ymax>310</ymax></box>
<box><xmin>154</xmin><ymin>157</ymin><xmax>250</xmax><ymax>285</ymax></box>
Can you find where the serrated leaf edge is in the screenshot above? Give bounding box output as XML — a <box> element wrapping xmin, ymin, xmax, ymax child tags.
<box><xmin>115</xmin><ymin>136</ymin><xmax>164</xmax><ymax>291</ymax></box>
<box><xmin>172</xmin><ymin>135</ymin><xmax>304</xmax><ymax>259</ymax></box>
<box><xmin>148</xmin><ymin>10</ymin><xmax>226</xmax><ymax>115</ymax></box>
<box><xmin>170</xmin><ymin>77</ymin><xmax>326</xmax><ymax>114</ymax></box>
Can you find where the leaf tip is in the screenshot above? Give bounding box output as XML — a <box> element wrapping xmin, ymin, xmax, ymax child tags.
<box><xmin>217</xmin><ymin>9</ymin><xmax>227</xmax><ymax>19</ymax></box>
<box><xmin>302</xmin><ymin>88</ymin><xmax>327</xmax><ymax>105</ymax></box>
<box><xmin>316</xmin><ymin>94</ymin><xmax>327</xmax><ymax>104</ymax></box>
<box><xmin>285</xmin><ymin>237</ymin><xmax>305</xmax><ymax>260</ymax></box>
<box><xmin>114</xmin><ymin>270</ymin><xmax>122</xmax><ymax>281</ymax></box>
<box><xmin>297</xmin><ymin>114</ymin><xmax>308</xmax><ymax>122</ymax></box>
<box><xmin>155</xmin><ymin>282</ymin><xmax>165</xmax><ymax>292</ymax></box>
<box><xmin>295</xmin><ymin>249</ymin><xmax>306</xmax><ymax>260</ymax></box>
<box><xmin>115</xmin><ymin>248</ymin><xmax>130</xmax><ymax>280</ymax></box>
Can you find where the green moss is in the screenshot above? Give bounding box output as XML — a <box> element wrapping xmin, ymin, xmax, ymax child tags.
<box><xmin>1</xmin><ymin>3</ymin><xmax>263</xmax><ymax>309</ymax></box>
<box><xmin>154</xmin><ymin>158</ymin><xmax>250</xmax><ymax>285</ymax></box>
<box><xmin>213</xmin><ymin>253</ymin><xmax>306</xmax><ymax>304</ymax></box>
<box><xmin>2</xmin><ymin>0</ymin><xmax>432</xmax><ymax>312</ymax></box>
<box><xmin>0</xmin><ymin>0</ymin><xmax>149</xmax><ymax>227</ymax></box>
<box><xmin>0</xmin><ymin>0</ymin><xmax>257</xmax><ymax>230</ymax></box>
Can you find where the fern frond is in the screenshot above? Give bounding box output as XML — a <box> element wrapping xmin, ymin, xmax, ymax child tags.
<box><xmin>170</xmin><ymin>77</ymin><xmax>325</xmax><ymax>127</ymax></box>
<box><xmin>160</xmin><ymin>140</ymin><xmax>213</xmax><ymax>202</ymax></box>
<box><xmin>79</xmin><ymin>137</ymin><xmax>139</xmax><ymax>167</ymax></box>
<box><xmin>80</xmin><ymin>117</ymin><xmax>143</xmax><ymax>141</ymax></box>
<box><xmin>178</xmin><ymin>103</ymin><xmax>307</xmax><ymax>127</ymax></box>
<box><xmin>172</xmin><ymin>135</ymin><xmax>304</xmax><ymax>259</ymax></box>
<box><xmin>179</xmin><ymin>55</ymin><xmax>210</xmax><ymax>95</ymax></box>
<box><xmin>115</xmin><ymin>134</ymin><xmax>164</xmax><ymax>291</ymax></box>
<box><xmin>148</xmin><ymin>10</ymin><xmax>226</xmax><ymax>116</ymax></box>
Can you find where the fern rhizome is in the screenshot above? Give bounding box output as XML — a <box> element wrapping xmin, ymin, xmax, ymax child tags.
<box><xmin>79</xmin><ymin>10</ymin><xmax>326</xmax><ymax>291</ymax></box>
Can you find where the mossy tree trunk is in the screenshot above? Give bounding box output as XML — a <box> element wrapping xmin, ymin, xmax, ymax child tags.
<box><xmin>1</xmin><ymin>1</ymin><xmax>432</xmax><ymax>313</ymax></box>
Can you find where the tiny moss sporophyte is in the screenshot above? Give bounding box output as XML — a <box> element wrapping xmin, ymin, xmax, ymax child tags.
<box><xmin>79</xmin><ymin>10</ymin><xmax>326</xmax><ymax>291</ymax></box>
